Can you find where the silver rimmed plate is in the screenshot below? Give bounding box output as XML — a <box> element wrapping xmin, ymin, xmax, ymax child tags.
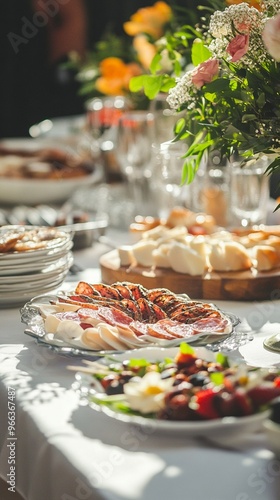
<box><xmin>20</xmin><ymin>292</ymin><xmax>242</xmax><ymax>356</ymax></box>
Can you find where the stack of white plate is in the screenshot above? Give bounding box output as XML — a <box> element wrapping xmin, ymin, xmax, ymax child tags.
<box><xmin>0</xmin><ymin>226</ymin><xmax>73</xmax><ymax>307</ymax></box>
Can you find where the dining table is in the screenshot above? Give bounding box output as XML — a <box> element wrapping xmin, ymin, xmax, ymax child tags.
<box><xmin>0</xmin><ymin>221</ymin><xmax>280</xmax><ymax>500</ymax></box>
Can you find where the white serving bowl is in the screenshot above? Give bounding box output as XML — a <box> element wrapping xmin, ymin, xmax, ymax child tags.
<box><xmin>0</xmin><ymin>171</ymin><xmax>102</xmax><ymax>205</ymax></box>
<box><xmin>0</xmin><ymin>138</ymin><xmax>103</xmax><ymax>205</ymax></box>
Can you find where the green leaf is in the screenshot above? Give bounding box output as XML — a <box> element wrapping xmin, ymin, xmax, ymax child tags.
<box><xmin>242</xmin><ymin>114</ymin><xmax>257</xmax><ymax>123</ymax></box>
<box><xmin>150</xmin><ymin>53</ymin><xmax>162</xmax><ymax>74</ymax></box>
<box><xmin>191</xmin><ymin>40</ymin><xmax>211</xmax><ymax>66</ymax></box>
<box><xmin>210</xmin><ymin>372</ymin><xmax>224</xmax><ymax>386</ymax></box>
<box><xmin>179</xmin><ymin>343</ymin><xmax>195</xmax><ymax>355</ymax></box>
<box><xmin>129</xmin><ymin>75</ymin><xmax>147</xmax><ymax>92</ymax></box>
<box><xmin>216</xmin><ymin>352</ymin><xmax>230</xmax><ymax>368</ymax></box>
<box><xmin>205</xmin><ymin>78</ymin><xmax>231</xmax><ymax>93</ymax></box>
<box><xmin>174</xmin><ymin>117</ymin><xmax>186</xmax><ymax>133</ymax></box>
<box><xmin>128</xmin><ymin>358</ymin><xmax>149</xmax><ymax>368</ymax></box>
<box><xmin>256</xmin><ymin>92</ymin><xmax>266</xmax><ymax>108</ymax></box>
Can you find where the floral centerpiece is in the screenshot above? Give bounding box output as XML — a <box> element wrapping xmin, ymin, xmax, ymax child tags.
<box><xmin>133</xmin><ymin>0</ymin><xmax>280</xmax><ymax>193</ymax></box>
<box><xmin>72</xmin><ymin>1</ymin><xmax>174</xmax><ymax>109</ymax></box>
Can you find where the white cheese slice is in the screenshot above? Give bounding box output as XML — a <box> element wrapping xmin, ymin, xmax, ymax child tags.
<box><xmin>251</xmin><ymin>245</ymin><xmax>280</xmax><ymax>271</ymax></box>
<box><xmin>152</xmin><ymin>243</ymin><xmax>171</xmax><ymax>268</ymax></box>
<box><xmin>132</xmin><ymin>240</ymin><xmax>158</xmax><ymax>267</ymax></box>
<box><xmin>118</xmin><ymin>245</ymin><xmax>135</xmax><ymax>266</ymax></box>
<box><xmin>209</xmin><ymin>241</ymin><xmax>251</xmax><ymax>271</ymax></box>
<box><xmin>168</xmin><ymin>242</ymin><xmax>206</xmax><ymax>275</ymax></box>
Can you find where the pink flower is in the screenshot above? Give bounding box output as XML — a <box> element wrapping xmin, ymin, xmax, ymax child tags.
<box><xmin>262</xmin><ymin>14</ymin><xmax>280</xmax><ymax>62</ymax></box>
<box><xmin>191</xmin><ymin>59</ymin><xmax>219</xmax><ymax>89</ymax></box>
<box><xmin>226</xmin><ymin>34</ymin><xmax>249</xmax><ymax>62</ymax></box>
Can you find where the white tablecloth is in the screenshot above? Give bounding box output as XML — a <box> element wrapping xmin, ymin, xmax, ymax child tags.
<box><xmin>0</xmin><ymin>233</ymin><xmax>280</xmax><ymax>500</ymax></box>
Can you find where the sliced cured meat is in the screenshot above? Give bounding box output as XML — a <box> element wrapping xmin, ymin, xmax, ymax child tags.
<box><xmin>89</xmin><ymin>283</ymin><xmax>123</xmax><ymax>300</ymax></box>
<box><xmin>96</xmin><ymin>305</ymin><xmax>133</xmax><ymax>329</ymax></box>
<box><xmin>120</xmin><ymin>282</ymin><xmax>148</xmax><ymax>300</ymax></box>
<box><xmin>111</xmin><ymin>283</ymin><xmax>134</xmax><ymax>300</ymax></box>
<box><xmin>161</xmin><ymin>319</ymin><xmax>195</xmax><ymax>338</ymax></box>
<box><xmin>149</xmin><ymin>302</ymin><xmax>167</xmax><ymax>321</ymax></box>
<box><xmin>42</xmin><ymin>281</ymin><xmax>235</xmax><ymax>351</ymax></box>
<box><xmin>57</xmin><ymin>296</ymin><xmax>100</xmax><ymax>309</ymax></box>
<box><xmin>75</xmin><ymin>281</ymin><xmax>100</xmax><ymax>297</ymax></box>
<box><xmin>169</xmin><ymin>304</ymin><xmax>221</xmax><ymax>323</ymax></box>
<box><xmin>118</xmin><ymin>299</ymin><xmax>142</xmax><ymax>320</ymax></box>
<box><xmin>147</xmin><ymin>322</ymin><xmax>179</xmax><ymax>340</ymax></box>
<box><xmin>129</xmin><ymin>320</ymin><xmax>149</xmax><ymax>337</ymax></box>
<box><xmin>146</xmin><ymin>288</ymin><xmax>176</xmax><ymax>303</ymax></box>
<box><xmin>191</xmin><ymin>316</ymin><xmax>233</xmax><ymax>334</ymax></box>
<box><xmin>54</xmin><ymin>311</ymin><xmax>82</xmax><ymax>321</ymax></box>
<box><xmin>146</xmin><ymin>318</ymin><xmax>194</xmax><ymax>340</ymax></box>
<box><xmin>77</xmin><ymin>307</ymin><xmax>106</xmax><ymax>326</ymax></box>
<box><xmin>156</xmin><ymin>296</ymin><xmax>186</xmax><ymax>315</ymax></box>
<box><xmin>152</xmin><ymin>293</ymin><xmax>183</xmax><ymax>311</ymax></box>
<box><xmin>171</xmin><ymin>310</ymin><xmax>221</xmax><ymax>324</ymax></box>
<box><xmin>136</xmin><ymin>297</ymin><xmax>158</xmax><ymax>323</ymax></box>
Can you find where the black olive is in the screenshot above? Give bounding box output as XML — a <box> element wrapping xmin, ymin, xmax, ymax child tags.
<box><xmin>188</xmin><ymin>373</ymin><xmax>210</xmax><ymax>386</ymax></box>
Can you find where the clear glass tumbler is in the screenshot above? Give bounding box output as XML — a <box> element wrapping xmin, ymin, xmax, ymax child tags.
<box><xmin>230</xmin><ymin>156</ymin><xmax>270</xmax><ymax>227</ymax></box>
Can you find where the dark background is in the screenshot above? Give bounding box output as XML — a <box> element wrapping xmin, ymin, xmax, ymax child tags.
<box><xmin>0</xmin><ymin>0</ymin><xmax>203</xmax><ymax>138</ymax></box>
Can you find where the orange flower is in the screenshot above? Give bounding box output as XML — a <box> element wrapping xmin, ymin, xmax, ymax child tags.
<box><xmin>123</xmin><ymin>1</ymin><xmax>172</xmax><ymax>40</ymax></box>
<box><xmin>226</xmin><ymin>0</ymin><xmax>262</xmax><ymax>10</ymax></box>
<box><xmin>133</xmin><ymin>35</ymin><xmax>157</xmax><ymax>70</ymax></box>
<box><xmin>95</xmin><ymin>57</ymin><xmax>142</xmax><ymax>96</ymax></box>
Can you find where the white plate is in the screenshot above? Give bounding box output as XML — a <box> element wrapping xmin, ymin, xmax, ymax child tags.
<box><xmin>89</xmin><ymin>396</ymin><xmax>268</xmax><ymax>437</ymax></box>
<box><xmin>0</xmin><ymin>242</ymin><xmax>73</xmax><ymax>271</ymax></box>
<box><xmin>0</xmin><ymin>138</ymin><xmax>103</xmax><ymax>205</ymax></box>
<box><xmin>0</xmin><ymin>273</ymin><xmax>72</xmax><ymax>308</ymax></box>
<box><xmin>0</xmin><ymin>267</ymin><xmax>71</xmax><ymax>291</ymax></box>
<box><xmin>0</xmin><ymin>253</ymin><xmax>72</xmax><ymax>282</ymax></box>
<box><xmin>74</xmin><ymin>347</ymin><xmax>270</xmax><ymax>438</ymax></box>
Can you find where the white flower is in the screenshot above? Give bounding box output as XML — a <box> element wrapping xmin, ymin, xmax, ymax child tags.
<box><xmin>262</xmin><ymin>13</ymin><xmax>280</xmax><ymax>62</ymax></box>
<box><xmin>123</xmin><ymin>371</ymin><xmax>173</xmax><ymax>414</ymax></box>
<box><xmin>167</xmin><ymin>70</ymin><xmax>197</xmax><ymax>110</ymax></box>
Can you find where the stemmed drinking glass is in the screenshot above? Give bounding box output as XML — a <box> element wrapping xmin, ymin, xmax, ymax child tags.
<box><xmin>115</xmin><ymin>110</ymin><xmax>156</xmax><ymax>217</ymax></box>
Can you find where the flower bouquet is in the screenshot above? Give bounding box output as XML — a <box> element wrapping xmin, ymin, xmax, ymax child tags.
<box><xmin>72</xmin><ymin>1</ymin><xmax>173</xmax><ymax>109</ymax></box>
<box><xmin>134</xmin><ymin>1</ymin><xmax>280</xmax><ymax>195</ymax></box>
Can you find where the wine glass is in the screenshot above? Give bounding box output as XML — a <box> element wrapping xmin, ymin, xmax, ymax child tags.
<box><xmin>115</xmin><ymin>110</ymin><xmax>156</xmax><ymax>217</ymax></box>
<box><xmin>85</xmin><ymin>95</ymin><xmax>128</xmax><ymax>181</ymax></box>
<box><xmin>149</xmin><ymin>92</ymin><xmax>180</xmax><ymax>145</ymax></box>
<box><xmin>151</xmin><ymin>141</ymin><xmax>191</xmax><ymax>219</ymax></box>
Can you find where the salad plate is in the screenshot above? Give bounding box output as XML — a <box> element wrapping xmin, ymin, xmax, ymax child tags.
<box><xmin>71</xmin><ymin>346</ymin><xmax>278</xmax><ymax>438</ymax></box>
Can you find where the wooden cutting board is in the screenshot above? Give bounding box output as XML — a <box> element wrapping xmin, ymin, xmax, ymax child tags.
<box><xmin>100</xmin><ymin>249</ymin><xmax>280</xmax><ymax>301</ymax></box>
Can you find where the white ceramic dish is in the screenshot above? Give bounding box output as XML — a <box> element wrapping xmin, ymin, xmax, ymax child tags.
<box><xmin>0</xmin><ymin>138</ymin><xmax>103</xmax><ymax>205</ymax></box>
<box><xmin>263</xmin><ymin>419</ymin><xmax>280</xmax><ymax>458</ymax></box>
